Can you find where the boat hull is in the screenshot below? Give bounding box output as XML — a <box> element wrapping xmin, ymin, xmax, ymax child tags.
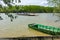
<box><xmin>28</xmin><ymin>23</ymin><xmax>60</xmax><ymax>35</ymax></box>
<box><xmin>17</xmin><ymin>13</ymin><xmax>38</xmax><ymax>16</ymax></box>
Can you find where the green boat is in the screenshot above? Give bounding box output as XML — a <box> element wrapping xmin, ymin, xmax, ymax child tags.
<box><xmin>28</xmin><ymin>23</ymin><xmax>60</xmax><ymax>35</ymax></box>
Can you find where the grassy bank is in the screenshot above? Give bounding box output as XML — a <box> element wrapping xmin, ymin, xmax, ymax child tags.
<box><xmin>0</xmin><ymin>5</ymin><xmax>60</xmax><ymax>13</ymax></box>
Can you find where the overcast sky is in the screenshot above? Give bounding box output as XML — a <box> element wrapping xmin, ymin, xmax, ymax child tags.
<box><xmin>20</xmin><ymin>0</ymin><xmax>48</xmax><ymax>6</ymax></box>
<box><xmin>0</xmin><ymin>0</ymin><xmax>51</xmax><ymax>7</ymax></box>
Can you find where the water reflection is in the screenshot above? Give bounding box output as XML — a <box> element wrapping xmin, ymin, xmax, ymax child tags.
<box><xmin>0</xmin><ymin>16</ymin><xmax>3</xmax><ymax>20</ymax></box>
<box><xmin>53</xmin><ymin>13</ymin><xmax>60</xmax><ymax>22</ymax></box>
<box><xmin>5</xmin><ymin>13</ymin><xmax>18</xmax><ymax>22</ymax></box>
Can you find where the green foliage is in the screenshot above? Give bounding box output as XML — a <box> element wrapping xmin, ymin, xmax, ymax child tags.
<box><xmin>0</xmin><ymin>5</ymin><xmax>59</xmax><ymax>13</ymax></box>
<box><xmin>47</xmin><ymin>0</ymin><xmax>60</xmax><ymax>13</ymax></box>
<box><xmin>3</xmin><ymin>0</ymin><xmax>10</xmax><ymax>4</ymax></box>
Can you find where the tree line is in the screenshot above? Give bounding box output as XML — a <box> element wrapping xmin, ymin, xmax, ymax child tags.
<box><xmin>0</xmin><ymin>5</ymin><xmax>60</xmax><ymax>13</ymax></box>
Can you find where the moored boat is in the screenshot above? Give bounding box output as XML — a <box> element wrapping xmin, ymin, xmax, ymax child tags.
<box><xmin>17</xmin><ymin>13</ymin><xmax>38</xmax><ymax>16</ymax></box>
<box><xmin>28</xmin><ymin>23</ymin><xmax>60</xmax><ymax>35</ymax></box>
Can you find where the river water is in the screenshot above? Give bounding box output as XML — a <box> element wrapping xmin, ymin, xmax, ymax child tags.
<box><xmin>0</xmin><ymin>13</ymin><xmax>60</xmax><ymax>38</ymax></box>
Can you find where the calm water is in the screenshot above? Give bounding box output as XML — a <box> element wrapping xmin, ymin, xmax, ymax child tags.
<box><xmin>0</xmin><ymin>13</ymin><xmax>60</xmax><ymax>38</ymax></box>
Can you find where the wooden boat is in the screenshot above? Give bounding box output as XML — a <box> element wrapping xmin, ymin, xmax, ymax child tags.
<box><xmin>17</xmin><ymin>13</ymin><xmax>38</xmax><ymax>16</ymax></box>
<box><xmin>27</xmin><ymin>13</ymin><xmax>38</xmax><ymax>16</ymax></box>
<box><xmin>28</xmin><ymin>23</ymin><xmax>60</xmax><ymax>35</ymax></box>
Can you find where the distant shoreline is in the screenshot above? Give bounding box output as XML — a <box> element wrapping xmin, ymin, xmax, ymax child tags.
<box><xmin>0</xmin><ymin>5</ymin><xmax>60</xmax><ymax>13</ymax></box>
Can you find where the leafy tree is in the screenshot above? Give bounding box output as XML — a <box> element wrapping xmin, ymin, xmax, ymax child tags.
<box><xmin>3</xmin><ymin>0</ymin><xmax>10</xmax><ymax>4</ymax></box>
<box><xmin>3</xmin><ymin>0</ymin><xmax>21</xmax><ymax>6</ymax></box>
<box><xmin>47</xmin><ymin>0</ymin><xmax>60</xmax><ymax>13</ymax></box>
<box><xmin>3</xmin><ymin>0</ymin><xmax>12</xmax><ymax>6</ymax></box>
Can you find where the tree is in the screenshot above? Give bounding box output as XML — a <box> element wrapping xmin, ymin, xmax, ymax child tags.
<box><xmin>47</xmin><ymin>0</ymin><xmax>60</xmax><ymax>13</ymax></box>
<box><xmin>3</xmin><ymin>0</ymin><xmax>10</xmax><ymax>4</ymax></box>
<box><xmin>3</xmin><ymin>0</ymin><xmax>21</xmax><ymax>6</ymax></box>
<box><xmin>3</xmin><ymin>0</ymin><xmax>11</xmax><ymax>6</ymax></box>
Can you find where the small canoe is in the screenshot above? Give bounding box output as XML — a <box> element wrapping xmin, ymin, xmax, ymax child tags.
<box><xmin>17</xmin><ymin>13</ymin><xmax>38</xmax><ymax>16</ymax></box>
<box><xmin>27</xmin><ymin>13</ymin><xmax>38</xmax><ymax>16</ymax></box>
<box><xmin>28</xmin><ymin>23</ymin><xmax>60</xmax><ymax>35</ymax></box>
